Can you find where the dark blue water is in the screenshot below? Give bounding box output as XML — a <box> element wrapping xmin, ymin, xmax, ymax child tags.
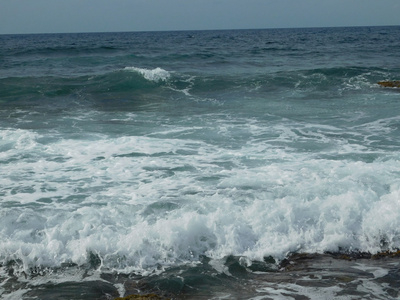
<box><xmin>1</xmin><ymin>26</ymin><xmax>400</xmax><ymax>299</ymax></box>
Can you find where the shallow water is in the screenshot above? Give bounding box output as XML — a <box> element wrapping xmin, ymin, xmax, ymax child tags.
<box><xmin>2</xmin><ymin>254</ymin><xmax>399</xmax><ymax>299</ymax></box>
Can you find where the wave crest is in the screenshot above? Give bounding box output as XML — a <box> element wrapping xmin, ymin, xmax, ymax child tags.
<box><xmin>123</xmin><ymin>66</ymin><xmax>171</xmax><ymax>82</ymax></box>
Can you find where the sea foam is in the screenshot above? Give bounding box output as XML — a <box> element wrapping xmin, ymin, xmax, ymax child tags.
<box><xmin>123</xmin><ymin>66</ymin><xmax>171</xmax><ymax>82</ymax></box>
<box><xmin>1</xmin><ymin>121</ymin><xmax>400</xmax><ymax>275</ymax></box>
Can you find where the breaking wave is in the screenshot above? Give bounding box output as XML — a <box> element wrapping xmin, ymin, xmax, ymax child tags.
<box><xmin>123</xmin><ymin>66</ymin><xmax>171</xmax><ymax>82</ymax></box>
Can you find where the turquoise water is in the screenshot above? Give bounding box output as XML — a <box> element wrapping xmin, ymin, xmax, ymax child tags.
<box><xmin>1</xmin><ymin>26</ymin><xmax>400</xmax><ymax>299</ymax></box>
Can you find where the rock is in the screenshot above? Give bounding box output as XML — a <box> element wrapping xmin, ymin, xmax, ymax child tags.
<box><xmin>377</xmin><ymin>81</ymin><xmax>400</xmax><ymax>88</ymax></box>
<box><xmin>114</xmin><ymin>294</ymin><xmax>168</xmax><ymax>300</ymax></box>
<box><xmin>371</xmin><ymin>250</ymin><xmax>400</xmax><ymax>259</ymax></box>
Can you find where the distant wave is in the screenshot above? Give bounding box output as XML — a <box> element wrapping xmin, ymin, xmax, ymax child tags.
<box><xmin>0</xmin><ymin>66</ymin><xmax>395</xmax><ymax>106</ymax></box>
<box><xmin>0</xmin><ymin>67</ymin><xmax>173</xmax><ymax>103</ymax></box>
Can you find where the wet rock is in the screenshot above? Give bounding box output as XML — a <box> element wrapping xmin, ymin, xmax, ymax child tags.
<box><xmin>372</xmin><ymin>250</ymin><xmax>400</xmax><ymax>259</ymax></box>
<box><xmin>377</xmin><ymin>81</ymin><xmax>400</xmax><ymax>88</ymax></box>
<box><xmin>114</xmin><ymin>294</ymin><xmax>168</xmax><ymax>300</ymax></box>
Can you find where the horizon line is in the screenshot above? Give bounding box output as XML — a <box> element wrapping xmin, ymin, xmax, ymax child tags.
<box><xmin>1</xmin><ymin>24</ymin><xmax>399</xmax><ymax>36</ymax></box>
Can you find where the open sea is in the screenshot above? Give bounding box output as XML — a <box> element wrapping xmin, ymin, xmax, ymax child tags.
<box><xmin>1</xmin><ymin>26</ymin><xmax>400</xmax><ymax>299</ymax></box>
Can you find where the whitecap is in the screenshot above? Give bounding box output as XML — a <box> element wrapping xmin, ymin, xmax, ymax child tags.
<box><xmin>123</xmin><ymin>66</ymin><xmax>171</xmax><ymax>82</ymax></box>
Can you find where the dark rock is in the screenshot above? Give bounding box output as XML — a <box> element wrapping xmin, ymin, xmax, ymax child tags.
<box><xmin>114</xmin><ymin>294</ymin><xmax>168</xmax><ymax>300</ymax></box>
<box><xmin>377</xmin><ymin>81</ymin><xmax>400</xmax><ymax>88</ymax></box>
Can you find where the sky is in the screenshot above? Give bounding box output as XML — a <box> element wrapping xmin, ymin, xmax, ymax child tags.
<box><xmin>0</xmin><ymin>0</ymin><xmax>399</xmax><ymax>34</ymax></box>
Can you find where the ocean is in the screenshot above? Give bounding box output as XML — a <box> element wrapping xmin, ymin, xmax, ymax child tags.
<box><xmin>1</xmin><ymin>26</ymin><xmax>400</xmax><ymax>299</ymax></box>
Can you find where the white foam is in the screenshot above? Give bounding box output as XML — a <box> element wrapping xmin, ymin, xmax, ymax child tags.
<box><xmin>123</xmin><ymin>66</ymin><xmax>170</xmax><ymax>82</ymax></box>
<box><xmin>256</xmin><ymin>284</ymin><xmax>346</xmax><ymax>300</ymax></box>
<box><xmin>1</xmin><ymin>118</ymin><xmax>400</xmax><ymax>274</ymax></box>
<box><xmin>353</xmin><ymin>264</ymin><xmax>389</xmax><ymax>279</ymax></box>
<box><xmin>1</xmin><ymin>289</ymin><xmax>32</xmax><ymax>300</ymax></box>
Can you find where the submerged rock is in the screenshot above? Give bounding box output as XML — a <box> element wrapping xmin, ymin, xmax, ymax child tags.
<box><xmin>114</xmin><ymin>294</ymin><xmax>168</xmax><ymax>300</ymax></box>
<box><xmin>280</xmin><ymin>250</ymin><xmax>400</xmax><ymax>269</ymax></box>
<box><xmin>372</xmin><ymin>250</ymin><xmax>400</xmax><ymax>259</ymax></box>
<box><xmin>377</xmin><ymin>80</ymin><xmax>400</xmax><ymax>88</ymax></box>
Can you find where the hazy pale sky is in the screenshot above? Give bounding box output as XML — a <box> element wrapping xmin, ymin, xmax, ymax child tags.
<box><xmin>1</xmin><ymin>0</ymin><xmax>399</xmax><ymax>34</ymax></box>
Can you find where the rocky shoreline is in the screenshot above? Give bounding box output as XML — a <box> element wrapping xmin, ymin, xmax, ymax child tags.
<box><xmin>114</xmin><ymin>251</ymin><xmax>400</xmax><ymax>300</ymax></box>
